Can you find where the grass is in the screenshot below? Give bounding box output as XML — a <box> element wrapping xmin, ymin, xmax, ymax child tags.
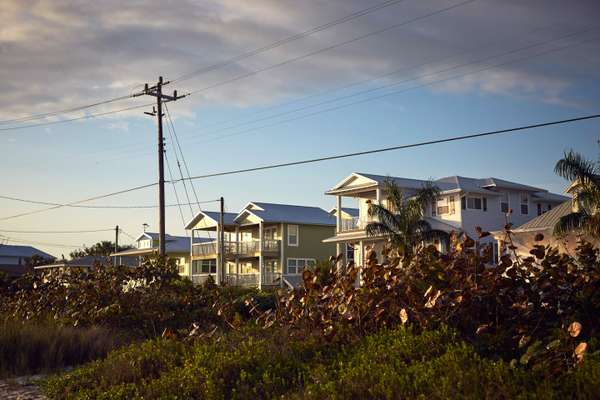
<box><xmin>0</xmin><ymin>320</ymin><xmax>125</xmax><ymax>378</ymax></box>
<box><xmin>42</xmin><ymin>326</ymin><xmax>600</xmax><ymax>399</ymax></box>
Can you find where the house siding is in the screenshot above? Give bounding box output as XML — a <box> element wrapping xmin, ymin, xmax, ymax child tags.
<box><xmin>283</xmin><ymin>223</ymin><xmax>336</xmax><ymax>264</ymax></box>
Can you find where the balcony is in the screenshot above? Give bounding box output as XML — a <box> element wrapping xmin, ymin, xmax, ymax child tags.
<box><xmin>340</xmin><ymin>217</ymin><xmax>371</xmax><ymax>232</ymax></box>
<box><xmin>224</xmin><ymin>272</ymin><xmax>281</xmax><ymax>287</ymax></box>
<box><xmin>192</xmin><ymin>239</ymin><xmax>281</xmax><ymax>258</ymax></box>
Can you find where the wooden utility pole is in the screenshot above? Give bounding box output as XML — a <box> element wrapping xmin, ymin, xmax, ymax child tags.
<box><xmin>114</xmin><ymin>225</ymin><xmax>119</xmax><ymax>266</ymax></box>
<box><xmin>135</xmin><ymin>77</ymin><xmax>185</xmax><ymax>256</ymax></box>
<box><xmin>219</xmin><ymin>196</ymin><xmax>225</xmax><ymax>284</ymax></box>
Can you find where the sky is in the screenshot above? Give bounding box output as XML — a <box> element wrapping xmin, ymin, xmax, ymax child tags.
<box><xmin>1</xmin><ymin>0</ymin><xmax>599</xmax><ymax>257</ymax></box>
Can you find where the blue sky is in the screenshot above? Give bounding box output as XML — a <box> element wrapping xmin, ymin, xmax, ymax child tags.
<box><xmin>1</xmin><ymin>0</ymin><xmax>599</xmax><ymax>256</ymax></box>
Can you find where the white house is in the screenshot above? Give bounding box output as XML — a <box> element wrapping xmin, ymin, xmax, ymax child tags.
<box><xmin>324</xmin><ymin>172</ymin><xmax>569</xmax><ymax>265</ymax></box>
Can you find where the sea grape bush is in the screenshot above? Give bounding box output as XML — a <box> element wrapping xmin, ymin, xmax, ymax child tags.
<box><xmin>271</xmin><ymin>227</ymin><xmax>599</xmax><ymax>374</ymax></box>
<box><xmin>0</xmin><ymin>257</ymin><xmax>246</xmax><ymax>337</ymax></box>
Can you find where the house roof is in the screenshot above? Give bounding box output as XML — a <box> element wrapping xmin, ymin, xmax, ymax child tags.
<box><xmin>236</xmin><ymin>202</ymin><xmax>336</xmax><ymax>226</ymax></box>
<box><xmin>36</xmin><ymin>255</ymin><xmax>138</xmax><ymax>270</ymax></box>
<box><xmin>114</xmin><ymin>232</ymin><xmax>210</xmax><ymax>256</ymax></box>
<box><xmin>327</xmin><ymin>172</ymin><xmax>566</xmax><ymax>202</ymax></box>
<box><xmin>0</xmin><ymin>244</ymin><xmax>55</xmax><ymax>260</ymax></box>
<box><xmin>185</xmin><ymin>210</ymin><xmax>238</xmax><ymax>230</ymax></box>
<box><xmin>513</xmin><ymin>201</ymin><xmax>573</xmax><ymax>232</ymax></box>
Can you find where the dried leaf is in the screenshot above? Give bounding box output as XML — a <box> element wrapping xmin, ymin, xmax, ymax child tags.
<box><xmin>399</xmin><ymin>308</ymin><xmax>408</xmax><ymax>324</ymax></box>
<box><xmin>568</xmin><ymin>322</ymin><xmax>582</xmax><ymax>338</ymax></box>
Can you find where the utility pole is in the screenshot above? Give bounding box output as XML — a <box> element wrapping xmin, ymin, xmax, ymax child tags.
<box><xmin>135</xmin><ymin>77</ymin><xmax>186</xmax><ymax>256</ymax></box>
<box><xmin>114</xmin><ymin>225</ymin><xmax>119</xmax><ymax>266</ymax></box>
<box><xmin>219</xmin><ymin>196</ymin><xmax>225</xmax><ymax>284</ymax></box>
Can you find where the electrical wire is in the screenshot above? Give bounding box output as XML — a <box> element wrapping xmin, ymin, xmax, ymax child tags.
<box><xmin>2</xmin><ymin>112</ymin><xmax>596</xmax><ymax>223</ymax></box>
<box><xmin>184</xmin><ymin>0</ymin><xmax>477</xmax><ymax>97</ymax></box>
<box><xmin>0</xmin><ymin>228</ymin><xmax>113</xmax><ymax>234</ymax></box>
<box><xmin>165</xmin><ymin>151</ymin><xmax>190</xmax><ymax>231</ymax></box>
<box><xmin>0</xmin><ymin>102</ymin><xmax>153</xmax><ymax>133</ymax></box>
<box><xmin>0</xmin><ymin>235</ymin><xmax>82</xmax><ymax>249</ymax></box>
<box><xmin>170</xmin><ymin>0</ymin><xmax>409</xmax><ymax>83</ymax></box>
<box><xmin>174</xmin><ymin>113</ymin><xmax>600</xmax><ymax>181</ymax></box>
<box><xmin>0</xmin><ymin>195</ymin><xmax>219</xmax><ymax>209</ymax></box>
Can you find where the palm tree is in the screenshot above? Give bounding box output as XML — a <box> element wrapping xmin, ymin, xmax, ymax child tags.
<box><xmin>554</xmin><ymin>150</ymin><xmax>600</xmax><ymax>238</ymax></box>
<box><xmin>365</xmin><ymin>179</ymin><xmax>449</xmax><ymax>257</ymax></box>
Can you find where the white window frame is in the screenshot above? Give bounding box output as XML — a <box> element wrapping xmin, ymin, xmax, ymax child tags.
<box><xmin>520</xmin><ymin>193</ymin><xmax>529</xmax><ymax>215</ymax></box>
<box><xmin>287</xmin><ymin>224</ymin><xmax>299</xmax><ymax>247</ymax></box>
<box><xmin>192</xmin><ymin>259</ymin><xmax>216</xmax><ymax>275</ymax></box>
<box><xmin>286</xmin><ymin>258</ymin><xmax>315</xmax><ymax>275</ymax></box>
<box><xmin>500</xmin><ymin>192</ymin><xmax>509</xmax><ymax>213</ymax></box>
<box><xmin>466</xmin><ymin>196</ymin><xmax>483</xmax><ymax>210</ymax></box>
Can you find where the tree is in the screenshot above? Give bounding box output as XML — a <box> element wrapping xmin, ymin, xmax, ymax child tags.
<box><xmin>554</xmin><ymin>150</ymin><xmax>600</xmax><ymax>238</ymax></box>
<box><xmin>365</xmin><ymin>179</ymin><xmax>449</xmax><ymax>257</ymax></box>
<box><xmin>69</xmin><ymin>241</ymin><xmax>132</xmax><ymax>259</ymax></box>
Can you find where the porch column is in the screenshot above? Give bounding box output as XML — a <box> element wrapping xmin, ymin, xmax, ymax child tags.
<box><xmin>189</xmin><ymin>229</ymin><xmax>194</xmax><ymax>280</ymax></box>
<box><xmin>258</xmin><ymin>221</ymin><xmax>264</xmax><ymax>290</ymax></box>
<box><xmin>216</xmin><ymin>224</ymin><xmax>221</xmax><ymax>284</ymax></box>
<box><xmin>235</xmin><ymin>226</ymin><xmax>240</xmax><ymax>283</ymax></box>
<box><xmin>358</xmin><ymin>240</ymin><xmax>365</xmax><ymax>287</ymax></box>
<box><xmin>336</xmin><ymin>195</ymin><xmax>342</xmax><ymax>233</ymax></box>
<box><xmin>376</xmin><ymin>188</ymin><xmax>382</xmax><ymax>205</ymax></box>
<box><xmin>280</xmin><ymin>222</ymin><xmax>284</xmax><ymax>288</ymax></box>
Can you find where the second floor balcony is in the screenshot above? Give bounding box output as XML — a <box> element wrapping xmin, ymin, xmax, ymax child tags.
<box><xmin>192</xmin><ymin>239</ymin><xmax>281</xmax><ymax>258</ymax></box>
<box><xmin>340</xmin><ymin>216</ymin><xmax>371</xmax><ymax>232</ymax></box>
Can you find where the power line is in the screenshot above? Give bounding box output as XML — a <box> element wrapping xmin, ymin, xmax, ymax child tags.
<box><xmin>164</xmin><ymin>151</ymin><xmax>189</xmax><ymax>230</ymax></box>
<box><xmin>0</xmin><ymin>235</ymin><xmax>82</xmax><ymax>249</ymax></box>
<box><xmin>0</xmin><ymin>102</ymin><xmax>153</xmax><ymax>133</ymax></box>
<box><xmin>176</xmin><ymin>113</ymin><xmax>600</xmax><ymax>181</ymax></box>
<box><xmin>191</xmin><ymin>28</ymin><xmax>595</xmax><ymax>143</ymax></box>
<box><xmin>0</xmin><ymin>194</ymin><xmax>219</xmax><ymax>209</ymax></box>
<box><xmin>184</xmin><ymin>0</ymin><xmax>476</xmax><ymax>97</ymax></box>
<box><xmin>0</xmin><ymin>228</ymin><xmax>113</xmax><ymax>234</ymax></box>
<box><xmin>194</xmin><ymin>32</ymin><xmax>599</xmax><ymax>146</ymax></box>
<box><xmin>1</xmin><ymin>113</ymin><xmax>598</xmax><ymax>222</ymax></box>
<box><xmin>170</xmin><ymin>0</ymin><xmax>409</xmax><ymax>83</ymax></box>
<box><xmin>0</xmin><ymin>94</ymin><xmax>133</xmax><ymax>125</ymax></box>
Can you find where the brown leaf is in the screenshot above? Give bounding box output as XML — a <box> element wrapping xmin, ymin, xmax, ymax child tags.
<box><xmin>574</xmin><ymin>342</ymin><xmax>587</xmax><ymax>363</ymax></box>
<box><xmin>399</xmin><ymin>308</ymin><xmax>408</xmax><ymax>324</ymax></box>
<box><xmin>568</xmin><ymin>322</ymin><xmax>582</xmax><ymax>338</ymax></box>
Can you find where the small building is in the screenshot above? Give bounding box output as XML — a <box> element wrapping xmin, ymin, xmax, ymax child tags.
<box><xmin>186</xmin><ymin>202</ymin><xmax>337</xmax><ymax>288</ymax></box>
<box><xmin>0</xmin><ymin>244</ymin><xmax>55</xmax><ymax>277</ymax></box>
<box><xmin>110</xmin><ymin>232</ymin><xmax>209</xmax><ymax>276</ymax></box>
<box><xmin>493</xmin><ymin>200</ymin><xmax>599</xmax><ymax>259</ymax></box>
<box><xmin>34</xmin><ymin>255</ymin><xmax>138</xmax><ymax>273</ymax></box>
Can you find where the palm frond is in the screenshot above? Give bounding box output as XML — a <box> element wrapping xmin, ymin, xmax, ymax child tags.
<box><xmin>368</xmin><ymin>203</ymin><xmax>401</xmax><ymax>232</ymax></box>
<box><xmin>365</xmin><ymin>221</ymin><xmax>397</xmax><ymax>238</ymax></box>
<box><xmin>555</xmin><ymin>150</ymin><xmax>599</xmax><ymax>185</ymax></box>
<box><xmin>419</xmin><ymin>229</ymin><xmax>450</xmax><ymax>244</ymax></box>
<box><xmin>574</xmin><ymin>186</ymin><xmax>600</xmax><ymax>214</ymax></box>
<box><xmin>382</xmin><ymin>178</ymin><xmax>404</xmax><ymax>211</ymax></box>
<box><xmin>414</xmin><ymin>182</ymin><xmax>440</xmax><ymax>209</ymax></box>
<box><xmin>553</xmin><ymin>212</ymin><xmax>588</xmax><ymax>236</ymax></box>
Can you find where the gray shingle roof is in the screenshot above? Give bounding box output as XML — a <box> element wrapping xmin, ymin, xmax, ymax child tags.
<box><xmin>0</xmin><ymin>244</ymin><xmax>55</xmax><ymax>259</ymax></box>
<box><xmin>244</xmin><ymin>202</ymin><xmax>336</xmax><ymax>226</ymax></box>
<box><xmin>514</xmin><ymin>201</ymin><xmax>572</xmax><ymax>231</ymax></box>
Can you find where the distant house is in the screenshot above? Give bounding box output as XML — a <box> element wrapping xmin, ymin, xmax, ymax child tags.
<box><xmin>34</xmin><ymin>254</ymin><xmax>138</xmax><ymax>273</ymax></box>
<box><xmin>0</xmin><ymin>244</ymin><xmax>55</xmax><ymax>277</ymax></box>
<box><xmin>324</xmin><ymin>172</ymin><xmax>569</xmax><ymax>265</ymax></box>
<box><xmin>186</xmin><ymin>202</ymin><xmax>336</xmax><ymax>288</ymax></box>
<box><xmin>110</xmin><ymin>232</ymin><xmax>210</xmax><ymax>276</ymax></box>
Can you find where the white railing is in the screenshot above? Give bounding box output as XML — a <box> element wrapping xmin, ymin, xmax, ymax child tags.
<box><xmin>340</xmin><ymin>217</ymin><xmax>371</xmax><ymax>232</ymax></box>
<box><xmin>192</xmin><ymin>239</ymin><xmax>281</xmax><ymax>257</ymax></box>
<box><xmin>225</xmin><ymin>273</ymin><xmax>259</xmax><ymax>287</ymax></box>
<box><xmin>190</xmin><ymin>274</ymin><xmax>216</xmax><ymax>285</ymax></box>
<box><xmin>262</xmin><ymin>271</ymin><xmax>282</xmax><ymax>286</ymax></box>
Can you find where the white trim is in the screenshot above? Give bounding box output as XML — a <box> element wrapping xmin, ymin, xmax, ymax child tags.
<box><xmin>287</xmin><ymin>224</ymin><xmax>299</xmax><ymax>247</ymax></box>
<box><xmin>286</xmin><ymin>257</ymin><xmax>316</xmax><ymax>275</ymax></box>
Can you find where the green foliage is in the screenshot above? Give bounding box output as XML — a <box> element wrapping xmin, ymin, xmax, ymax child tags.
<box><xmin>43</xmin><ymin>326</ymin><xmax>599</xmax><ymax>399</ymax></box>
<box><xmin>0</xmin><ymin>257</ymin><xmax>267</xmax><ymax>338</ymax></box>
<box><xmin>69</xmin><ymin>240</ymin><xmax>132</xmax><ymax>259</ymax></box>
<box><xmin>275</xmin><ymin>235</ymin><xmax>600</xmax><ymax>374</ymax></box>
<box><xmin>0</xmin><ymin>320</ymin><xmax>122</xmax><ymax>378</ymax></box>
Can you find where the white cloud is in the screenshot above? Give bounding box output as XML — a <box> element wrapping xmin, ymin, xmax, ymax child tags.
<box><xmin>0</xmin><ymin>0</ymin><xmax>598</xmax><ymax>122</ymax></box>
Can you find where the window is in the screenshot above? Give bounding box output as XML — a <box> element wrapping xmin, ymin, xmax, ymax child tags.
<box><xmin>449</xmin><ymin>196</ymin><xmax>456</xmax><ymax>214</ymax></box>
<box><xmin>461</xmin><ymin>196</ymin><xmax>466</xmax><ymax>210</ymax></box>
<box><xmin>192</xmin><ymin>259</ymin><xmax>216</xmax><ymax>275</ymax></box>
<box><xmin>520</xmin><ymin>193</ymin><xmax>529</xmax><ymax>215</ymax></box>
<box><xmin>286</xmin><ymin>258</ymin><xmax>315</xmax><ymax>274</ymax></box>
<box><xmin>436</xmin><ymin>197</ymin><xmax>449</xmax><ymax>215</ymax></box>
<box><xmin>500</xmin><ymin>193</ymin><xmax>509</xmax><ymax>213</ymax></box>
<box><xmin>537</xmin><ymin>203</ymin><xmax>542</xmax><ymax>216</ymax></box>
<box><xmin>287</xmin><ymin>225</ymin><xmax>299</xmax><ymax>246</ymax></box>
<box><xmin>431</xmin><ymin>202</ymin><xmax>436</xmax><ymax>216</ymax></box>
<box><xmin>548</xmin><ymin>204</ymin><xmax>552</xmax><ymax>211</ymax></box>
<box><xmin>346</xmin><ymin>244</ymin><xmax>354</xmax><ymax>262</ymax></box>
<box><xmin>467</xmin><ymin>197</ymin><xmax>482</xmax><ymax>210</ymax></box>
<box><xmin>264</xmin><ymin>227</ymin><xmax>276</xmax><ymax>240</ymax></box>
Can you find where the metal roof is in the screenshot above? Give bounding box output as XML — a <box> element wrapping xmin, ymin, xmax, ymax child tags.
<box><xmin>185</xmin><ymin>211</ymin><xmax>238</xmax><ymax>230</ymax></box>
<box><xmin>0</xmin><ymin>244</ymin><xmax>55</xmax><ymax>260</ymax></box>
<box><xmin>513</xmin><ymin>201</ymin><xmax>572</xmax><ymax>232</ymax></box>
<box><xmin>238</xmin><ymin>202</ymin><xmax>336</xmax><ymax>226</ymax></box>
<box><xmin>329</xmin><ymin>172</ymin><xmax>566</xmax><ymax>201</ymax></box>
